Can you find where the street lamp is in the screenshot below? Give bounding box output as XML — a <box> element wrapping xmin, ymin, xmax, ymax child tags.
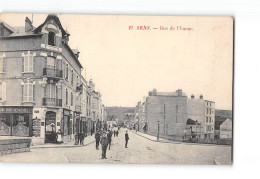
<box><xmin>157</xmin><ymin>120</ymin><xmax>160</xmax><ymax>141</ymax></box>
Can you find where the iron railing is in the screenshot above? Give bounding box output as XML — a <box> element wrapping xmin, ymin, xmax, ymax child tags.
<box><xmin>43</xmin><ymin>68</ymin><xmax>63</xmax><ymax>78</ymax></box>
<box><xmin>42</xmin><ymin>98</ymin><xmax>62</xmax><ymax>107</ymax></box>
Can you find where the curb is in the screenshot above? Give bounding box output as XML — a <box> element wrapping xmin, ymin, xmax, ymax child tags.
<box><xmin>132</xmin><ymin>131</ymin><xmax>230</xmax><ymax>147</ymax></box>
<box><xmin>31</xmin><ymin>140</ymin><xmax>95</xmax><ymax>149</ymax></box>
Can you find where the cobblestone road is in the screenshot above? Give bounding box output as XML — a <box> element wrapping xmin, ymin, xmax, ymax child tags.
<box><xmin>0</xmin><ymin>129</ymin><xmax>232</xmax><ymax>164</ymax></box>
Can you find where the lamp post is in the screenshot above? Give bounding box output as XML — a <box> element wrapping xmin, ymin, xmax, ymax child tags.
<box><xmin>157</xmin><ymin>120</ymin><xmax>160</xmax><ymax>141</ymax></box>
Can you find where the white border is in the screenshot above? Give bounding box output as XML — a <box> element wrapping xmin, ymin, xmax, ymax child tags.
<box><xmin>1</xmin><ymin>0</ymin><xmax>260</xmax><ymax>179</ymax></box>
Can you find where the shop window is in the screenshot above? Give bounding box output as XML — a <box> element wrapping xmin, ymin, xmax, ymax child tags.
<box><xmin>0</xmin><ymin>82</ymin><xmax>6</xmax><ymax>101</ymax></box>
<box><xmin>48</xmin><ymin>31</ymin><xmax>55</xmax><ymax>46</ymax></box>
<box><xmin>24</xmin><ymin>54</ymin><xmax>34</xmax><ymax>72</ymax></box>
<box><xmin>23</xmin><ymin>83</ymin><xmax>33</xmax><ymax>102</ymax></box>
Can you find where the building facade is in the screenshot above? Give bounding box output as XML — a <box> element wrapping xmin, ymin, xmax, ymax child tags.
<box><xmin>220</xmin><ymin>118</ymin><xmax>232</xmax><ymax>139</ymax></box>
<box><xmin>0</xmin><ymin>15</ymin><xmax>106</xmax><ymax>144</ymax></box>
<box><xmin>187</xmin><ymin>94</ymin><xmax>215</xmax><ymax>139</ymax></box>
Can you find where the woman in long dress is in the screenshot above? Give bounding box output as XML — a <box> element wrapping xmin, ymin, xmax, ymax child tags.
<box><xmin>57</xmin><ymin>129</ymin><xmax>63</xmax><ymax>144</ymax></box>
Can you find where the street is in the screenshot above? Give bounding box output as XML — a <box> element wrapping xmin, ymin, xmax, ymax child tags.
<box><xmin>0</xmin><ymin>129</ymin><xmax>231</xmax><ymax>164</ymax></box>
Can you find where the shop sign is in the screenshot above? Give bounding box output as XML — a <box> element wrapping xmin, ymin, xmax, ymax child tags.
<box><xmin>32</xmin><ymin>118</ymin><xmax>41</xmax><ymax>137</ymax></box>
<box><xmin>0</xmin><ymin>107</ymin><xmax>32</xmax><ymax>113</ymax></box>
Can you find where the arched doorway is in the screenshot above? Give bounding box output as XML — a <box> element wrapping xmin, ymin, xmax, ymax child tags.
<box><xmin>45</xmin><ymin>111</ymin><xmax>56</xmax><ymax>143</ymax></box>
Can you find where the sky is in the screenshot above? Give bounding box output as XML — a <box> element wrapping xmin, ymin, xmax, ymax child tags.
<box><xmin>0</xmin><ymin>13</ymin><xmax>233</xmax><ymax>110</ymax></box>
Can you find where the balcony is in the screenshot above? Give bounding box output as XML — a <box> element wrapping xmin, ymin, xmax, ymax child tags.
<box><xmin>76</xmin><ymin>83</ymin><xmax>83</xmax><ymax>93</ymax></box>
<box><xmin>43</xmin><ymin>98</ymin><xmax>62</xmax><ymax>107</ymax></box>
<box><xmin>75</xmin><ymin>105</ymin><xmax>82</xmax><ymax>113</ymax></box>
<box><xmin>43</xmin><ymin>68</ymin><xmax>63</xmax><ymax>79</ymax></box>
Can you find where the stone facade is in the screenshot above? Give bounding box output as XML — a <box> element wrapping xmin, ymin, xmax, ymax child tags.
<box><xmin>0</xmin><ymin>15</ymin><xmax>106</xmax><ymax>145</ymax></box>
<box><xmin>187</xmin><ymin>95</ymin><xmax>215</xmax><ymax>139</ymax></box>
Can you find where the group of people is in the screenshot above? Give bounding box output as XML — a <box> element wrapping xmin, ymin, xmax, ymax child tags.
<box><xmin>94</xmin><ymin>129</ymin><xmax>130</xmax><ymax>159</ymax></box>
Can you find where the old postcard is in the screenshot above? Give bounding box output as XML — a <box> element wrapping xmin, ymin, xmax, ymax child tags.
<box><xmin>0</xmin><ymin>13</ymin><xmax>233</xmax><ymax>164</ymax></box>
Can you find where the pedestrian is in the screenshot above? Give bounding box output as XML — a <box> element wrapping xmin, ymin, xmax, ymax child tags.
<box><xmin>80</xmin><ymin>132</ymin><xmax>85</xmax><ymax>145</ymax></box>
<box><xmin>107</xmin><ymin>130</ymin><xmax>112</xmax><ymax>150</ymax></box>
<box><xmin>57</xmin><ymin>129</ymin><xmax>63</xmax><ymax>144</ymax></box>
<box><xmin>116</xmin><ymin>130</ymin><xmax>119</xmax><ymax>137</ymax></box>
<box><xmin>125</xmin><ymin>130</ymin><xmax>129</xmax><ymax>148</ymax></box>
<box><xmin>95</xmin><ymin>131</ymin><xmax>101</xmax><ymax>149</ymax></box>
<box><xmin>100</xmin><ymin>132</ymin><xmax>108</xmax><ymax>159</ymax></box>
<box><xmin>91</xmin><ymin>128</ymin><xmax>93</xmax><ymax>136</ymax></box>
<box><xmin>114</xmin><ymin>130</ymin><xmax>116</xmax><ymax>137</ymax></box>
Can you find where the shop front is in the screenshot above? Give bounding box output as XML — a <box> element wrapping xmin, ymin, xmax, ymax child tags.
<box><xmin>62</xmin><ymin>109</ymin><xmax>72</xmax><ymax>142</ymax></box>
<box><xmin>0</xmin><ymin>107</ymin><xmax>33</xmax><ymax>137</ymax></box>
<box><xmin>45</xmin><ymin>111</ymin><xmax>56</xmax><ymax>143</ymax></box>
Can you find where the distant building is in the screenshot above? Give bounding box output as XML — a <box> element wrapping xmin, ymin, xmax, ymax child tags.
<box><xmin>187</xmin><ymin>94</ymin><xmax>215</xmax><ymax>139</ymax></box>
<box><xmin>124</xmin><ymin>113</ymin><xmax>135</xmax><ymax>128</ymax></box>
<box><xmin>220</xmin><ymin>118</ymin><xmax>232</xmax><ymax>139</ymax></box>
<box><xmin>136</xmin><ymin>89</ymin><xmax>188</xmax><ymax>141</ymax></box>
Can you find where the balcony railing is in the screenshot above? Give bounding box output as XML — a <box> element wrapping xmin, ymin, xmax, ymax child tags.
<box><xmin>43</xmin><ymin>68</ymin><xmax>63</xmax><ymax>79</ymax></box>
<box><xmin>43</xmin><ymin>98</ymin><xmax>62</xmax><ymax>107</ymax></box>
<box><xmin>75</xmin><ymin>105</ymin><xmax>82</xmax><ymax>113</ymax></box>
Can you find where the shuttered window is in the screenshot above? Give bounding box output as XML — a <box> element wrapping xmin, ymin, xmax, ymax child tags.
<box><xmin>23</xmin><ymin>83</ymin><xmax>33</xmax><ymax>102</ymax></box>
<box><xmin>0</xmin><ymin>57</ymin><xmax>3</xmax><ymax>72</ymax></box>
<box><xmin>0</xmin><ymin>82</ymin><xmax>6</xmax><ymax>101</ymax></box>
<box><xmin>24</xmin><ymin>54</ymin><xmax>34</xmax><ymax>72</ymax></box>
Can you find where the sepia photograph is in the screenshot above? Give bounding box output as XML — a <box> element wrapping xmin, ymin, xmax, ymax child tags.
<box><xmin>0</xmin><ymin>13</ymin><xmax>233</xmax><ymax>165</ymax></box>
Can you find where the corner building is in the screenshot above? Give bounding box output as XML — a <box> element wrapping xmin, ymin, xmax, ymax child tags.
<box><xmin>0</xmin><ymin>15</ymin><xmax>84</xmax><ymax>145</ymax></box>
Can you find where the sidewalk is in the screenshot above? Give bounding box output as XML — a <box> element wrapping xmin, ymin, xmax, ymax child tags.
<box><xmin>131</xmin><ymin>130</ymin><xmax>181</xmax><ymax>144</ymax></box>
<box><xmin>31</xmin><ymin>135</ymin><xmax>95</xmax><ymax>149</ymax></box>
<box><xmin>131</xmin><ymin>130</ymin><xmax>231</xmax><ymax>147</ymax></box>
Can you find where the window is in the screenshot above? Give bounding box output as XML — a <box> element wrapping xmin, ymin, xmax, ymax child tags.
<box><xmin>0</xmin><ymin>27</ymin><xmax>4</xmax><ymax>36</ymax></box>
<box><xmin>48</xmin><ymin>31</ymin><xmax>55</xmax><ymax>46</ymax></box>
<box><xmin>66</xmin><ymin>89</ymin><xmax>68</xmax><ymax>105</ymax></box>
<box><xmin>66</xmin><ymin>64</ymin><xmax>69</xmax><ymax>80</ymax></box>
<box><xmin>0</xmin><ymin>82</ymin><xmax>6</xmax><ymax>101</ymax></box>
<box><xmin>47</xmin><ymin>57</ymin><xmax>55</xmax><ymax>68</ymax></box>
<box><xmin>0</xmin><ymin>57</ymin><xmax>3</xmax><ymax>72</ymax></box>
<box><xmin>23</xmin><ymin>83</ymin><xmax>33</xmax><ymax>102</ymax></box>
<box><xmin>24</xmin><ymin>54</ymin><xmax>34</xmax><ymax>72</ymax></box>
<box><xmin>71</xmin><ymin>92</ymin><xmax>73</xmax><ymax>106</ymax></box>
<box><xmin>71</xmin><ymin>70</ymin><xmax>73</xmax><ymax>84</ymax></box>
<box><xmin>206</xmin><ymin>117</ymin><xmax>208</xmax><ymax>123</ymax></box>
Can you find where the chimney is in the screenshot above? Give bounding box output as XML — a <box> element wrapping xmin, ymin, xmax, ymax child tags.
<box><xmin>191</xmin><ymin>94</ymin><xmax>194</xmax><ymax>99</ymax></box>
<box><xmin>25</xmin><ymin>17</ymin><xmax>33</xmax><ymax>32</ymax></box>
<box><xmin>148</xmin><ymin>91</ymin><xmax>152</xmax><ymax>96</ymax></box>
<box><xmin>89</xmin><ymin>79</ymin><xmax>95</xmax><ymax>91</ymax></box>
<box><xmin>176</xmin><ymin>89</ymin><xmax>182</xmax><ymax>96</ymax></box>
<box><xmin>200</xmin><ymin>94</ymin><xmax>203</xmax><ymax>99</ymax></box>
<box><xmin>152</xmin><ymin>88</ymin><xmax>157</xmax><ymax>96</ymax></box>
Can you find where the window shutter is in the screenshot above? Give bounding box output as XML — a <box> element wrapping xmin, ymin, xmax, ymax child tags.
<box><xmin>0</xmin><ymin>58</ymin><xmax>3</xmax><ymax>72</ymax></box>
<box><xmin>33</xmin><ymin>84</ymin><xmax>35</xmax><ymax>102</ymax></box>
<box><xmin>22</xmin><ymin>56</ymin><xmax>25</xmax><ymax>72</ymax></box>
<box><xmin>22</xmin><ymin>84</ymin><xmax>24</xmax><ymax>102</ymax></box>
<box><xmin>2</xmin><ymin>82</ymin><xmax>6</xmax><ymax>101</ymax></box>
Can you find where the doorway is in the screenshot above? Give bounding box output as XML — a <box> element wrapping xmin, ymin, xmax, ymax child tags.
<box><xmin>45</xmin><ymin>111</ymin><xmax>56</xmax><ymax>143</ymax></box>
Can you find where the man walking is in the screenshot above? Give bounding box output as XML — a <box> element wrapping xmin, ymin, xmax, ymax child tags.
<box><xmin>95</xmin><ymin>130</ymin><xmax>101</xmax><ymax>149</ymax></box>
<box><xmin>125</xmin><ymin>130</ymin><xmax>129</xmax><ymax>148</ymax></box>
<box><xmin>100</xmin><ymin>132</ymin><xmax>109</xmax><ymax>159</ymax></box>
<box><xmin>107</xmin><ymin>130</ymin><xmax>112</xmax><ymax>150</ymax></box>
<box><xmin>114</xmin><ymin>130</ymin><xmax>116</xmax><ymax>137</ymax></box>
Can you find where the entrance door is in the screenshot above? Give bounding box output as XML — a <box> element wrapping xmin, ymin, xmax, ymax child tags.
<box><xmin>45</xmin><ymin>111</ymin><xmax>56</xmax><ymax>143</ymax></box>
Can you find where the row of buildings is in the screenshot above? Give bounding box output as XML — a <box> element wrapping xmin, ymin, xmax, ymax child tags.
<box><xmin>134</xmin><ymin>89</ymin><xmax>216</xmax><ymax>141</ymax></box>
<box><xmin>0</xmin><ymin>15</ymin><xmax>107</xmax><ymax>145</ymax></box>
